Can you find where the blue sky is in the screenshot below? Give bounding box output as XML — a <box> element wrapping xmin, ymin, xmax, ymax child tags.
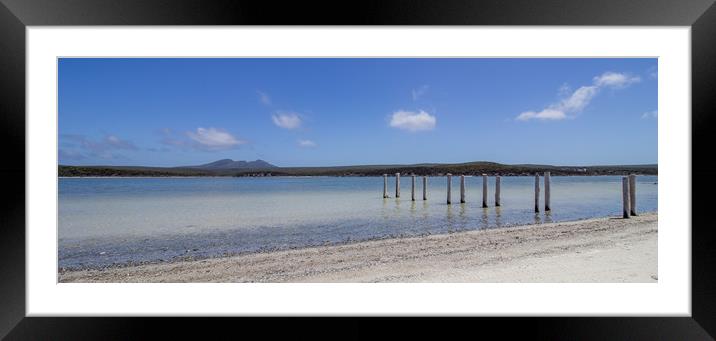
<box><xmin>59</xmin><ymin>58</ymin><xmax>657</xmax><ymax>167</ymax></box>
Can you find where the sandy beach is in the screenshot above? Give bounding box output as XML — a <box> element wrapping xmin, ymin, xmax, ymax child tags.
<box><xmin>59</xmin><ymin>212</ymin><xmax>657</xmax><ymax>283</ymax></box>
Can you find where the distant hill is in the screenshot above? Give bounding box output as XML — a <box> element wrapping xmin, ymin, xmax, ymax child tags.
<box><xmin>58</xmin><ymin>160</ymin><xmax>657</xmax><ymax>177</ymax></box>
<box><xmin>188</xmin><ymin>159</ymin><xmax>277</xmax><ymax>170</ymax></box>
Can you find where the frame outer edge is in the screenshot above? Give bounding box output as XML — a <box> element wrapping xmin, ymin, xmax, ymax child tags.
<box><xmin>1</xmin><ymin>0</ymin><xmax>715</xmax><ymax>339</ymax></box>
<box><xmin>0</xmin><ymin>0</ymin><xmax>715</xmax><ymax>25</ymax></box>
<box><xmin>0</xmin><ymin>0</ymin><xmax>27</xmax><ymax>340</ymax></box>
<box><xmin>691</xmin><ymin>1</ymin><xmax>716</xmax><ymax>338</ymax></box>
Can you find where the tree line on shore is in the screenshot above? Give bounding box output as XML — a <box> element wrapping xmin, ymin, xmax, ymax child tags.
<box><xmin>59</xmin><ymin>162</ymin><xmax>658</xmax><ymax>178</ymax></box>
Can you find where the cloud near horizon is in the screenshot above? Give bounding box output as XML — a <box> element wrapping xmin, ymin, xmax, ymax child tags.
<box><xmin>389</xmin><ymin>110</ymin><xmax>436</xmax><ymax>132</ymax></box>
<box><xmin>159</xmin><ymin>127</ymin><xmax>246</xmax><ymax>152</ymax></box>
<box><xmin>297</xmin><ymin>139</ymin><xmax>317</xmax><ymax>148</ymax></box>
<box><xmin>271</xmin><ymin>112</ymin><xmax>302</xmax><ymax>130</ymax></box>
<box><xmin>517</xmin><ymin>71</ymin><xmax>641</xmax><ymax>121</ymax></box>
<box><xmin>185</xmin><ymin>127</ymin><xmax>245</xmax><ymax>151</ymax></box>
<box><xmin>641</xmin><ymin>110</ymin><xmax>658</xmax><ymax>119</ymax></box>
<box><xmin>59</xmin><ymin>134</ymin><xmax>138</xmax><ymax>161</ymax></box>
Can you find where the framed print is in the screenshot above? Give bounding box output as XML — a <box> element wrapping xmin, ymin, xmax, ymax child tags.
<box><xmin>2</xmin><ymin>0</ymin><xmax>716</xmax><ymax>338</ymax></box>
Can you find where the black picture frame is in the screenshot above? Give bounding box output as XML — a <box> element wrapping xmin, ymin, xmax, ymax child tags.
<box><xmin>1</xmin><ymin>0</ymin><xmax>715</xmax><ymax>339</ymax></box>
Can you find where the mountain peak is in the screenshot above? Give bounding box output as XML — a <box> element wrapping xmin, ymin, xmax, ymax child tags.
<box><xmin>191</xmin><ymin>159</ymin><xmax>277</xmax><ymax>170</ymax></box>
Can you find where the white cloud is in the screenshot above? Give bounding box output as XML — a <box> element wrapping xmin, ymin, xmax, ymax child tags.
<box><xmin>559</xmin><ymin>85</ymin><xmax>599</xmax><ymax>113</ymax></box>
<box><xmin>186</xmin><ymin>127</ymin><xmax>244</xmax><ymax>151</ymax></box>
<box><xmin>58</xmin><ymin>148</ymin><xmax>85</xmax><ymax>161</ymax></box>
<box><xmin>104</xmin><ymin>135</ymin><xmax>138</xmax><ymax>150</ymax></box>
<box><xmin>59</xmin><ymin>133</ymin><xmax>138</xmax><ymax>162</ymax></box>
<box><xmin>558</xmin><ymin>83</ymin><xmax>572</xmax><ymax>97</ymax></box>
<box><xmin>257</xmin><ymin>91</ymin><xmax>272</xmax><ymax>105</ymax></box>
<box><xmin>516</xmin><ymin>86</ymin><xmax>596</xmax><ymax>121</ymax></box>
<box><xmin>517</xmin><ymin>71</ymin><xmax>640</xmax><ymax>121</ymax></box>
<box><xmin>412</xmin><ymin>85</ymin><xmax>429</xmax><ymax>101</ymax></box>
<box><xmin>297</xmin><ymin>139</ymin><xmax>317</xmax><ymax>148</ymax></box>
<box><xmin>159</xmin><ymin>128</ymin><xmax>187</xmax><ymax>148</ymax></box>
<box><xmin>641</xmin><ymin>110</ymin><xmax>658</xmax><ymax>119</ymax></box>
<box><xmin>593</xmin><ymin>71</ymin><xmax>641</xmax><ymax>88</ymax></box>
<box><xmin>271</xmin><ymin>112</ymin><xmax>302</xmax><ymax>129</ymax></box>
<box><xmin>516</xmin><ymin>109</ymin><xmax>567</xmax><ymax>121</ymax></box>
<box><xmin>389</xmin><ymin>110</ymin><xmax>436</xmax><ymax>132</ymax></box>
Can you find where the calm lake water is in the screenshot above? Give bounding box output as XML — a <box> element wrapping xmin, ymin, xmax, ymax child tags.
<box><xmin>58</xmin><ymin>175</ymin><xmax>658</xmax><ymax>269</ymax></box>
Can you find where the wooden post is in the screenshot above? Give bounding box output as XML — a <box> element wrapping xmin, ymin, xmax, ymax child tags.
<box><xmin>534</xmin><ymin>174</ymin><xmax>540</xmax><ymax>213</ymax></box>
<box><xmin>383</xmin><ymin>174</ymin><xmax>388</xmax><ymax>198</ymax></box>
<box><xmin>482</xmin><ymin>174</ymin><xmax>488</xmax><ymax>208</ymax></box>
<box><xmin>460</xmin><ymin>175</ymin><xmax>466</xmax><ymax>203</ymax></box>
<box><xmin>495</xmin><ymin>175</ymin><xmax>501</xmax><ymax>207</ymax></box>
<box><xmin>422</xmin><ymin>176</ymin><xmax>427</xmax><ymax>200</ymax></box>
<box><xmin>622</xmin><ymin>176</ymin><xmax>630</xmax><ymax>218</ymax></box>
<box><xmin>395</xmin><ymin>172</ymin><xmax>400</xmax><ymax>198</ymax></box>
<box><xmin>544</xmin><ymin>171</ymin><xmax>551</xmax><ymax>211</ymax></box>
<box><xmin>629</xmin><ymin>174</ymin><xmax>637</xmax><ymax>216</ymax></box>
<box><xmin>411</xmin><ymin>175</ymin><xmax>416</xmax><ymax>201</ymax></box>
<box><xmin>446</xmin><ymin>173</ymin><xmax>452</xmax><ymax>204</ymax></box>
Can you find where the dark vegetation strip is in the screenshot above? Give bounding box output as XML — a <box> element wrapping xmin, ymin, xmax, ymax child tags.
<box><xmin>59</xmin><ymin>162</ymin><xmax>657</xmax><ymax>177</ymax></box>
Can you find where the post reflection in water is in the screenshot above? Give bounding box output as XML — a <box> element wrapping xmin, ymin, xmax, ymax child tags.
<box><xmin>534</xmin><ymin>212</ymin><xmax>542</xmax><ymax>225</ymax></box>
<box><xmin>494</xmin><ymin>206</ymin><xmax>502</xmax><ymax>227</ymax></box>
<box><xmin>480</xmin><ymin>207</ymin><xmax>489</xmax><ymax>229</ymax></box>
<box><xmin>446</xmin><ymin>204</ymin><xmax>455</xmax><ymax>232</ymax></box>
<box><xmin>458</xmin><ymin>203</ymin><xmax>467</xmax><ymax>231</ymax></box>
<box><xmin>544</xmin><ymin>211</ymin><xmax>553</xmax><ymax>224</ymax></box>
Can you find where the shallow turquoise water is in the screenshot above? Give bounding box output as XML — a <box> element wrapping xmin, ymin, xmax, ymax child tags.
<box><xmin>58</xmin><ymin>175</ymin><xmax>657</xmax><ymax>269</ymax></box>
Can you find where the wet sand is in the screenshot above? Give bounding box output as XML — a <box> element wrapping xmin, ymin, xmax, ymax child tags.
<box><xmin>59</xmin><ymin>213</ymin><xmax>657</xmax><ymax>283</ymax></box>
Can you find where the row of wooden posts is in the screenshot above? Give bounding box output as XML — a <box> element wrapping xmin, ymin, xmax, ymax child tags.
<box><xmin>383</xmin><ymin>172</ymin><xmax>552</xmax><ymax>211</ymax></box>
<box><xmin>384</xmin><ymin>172</ymin><xmax>639</xmax><ymax>218</ymax></box>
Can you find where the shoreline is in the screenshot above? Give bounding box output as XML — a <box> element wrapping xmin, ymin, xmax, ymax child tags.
<box><xmin>60</xmin><ymin>213</ymin><xmax>658</xmax><ymax>283</ymax></box>
<box><xmin>59</xmin><ymin>174</ymin><xmax>658</xmax><ymax>179</ymax></box>
<box><xmin>58</xmin><ymin>211</ymin><xmax>657</xmax><ymax>272</ymax></box>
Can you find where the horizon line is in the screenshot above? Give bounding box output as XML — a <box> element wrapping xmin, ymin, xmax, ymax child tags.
<box><xmin>58</xmin><ymin>159</ymin><xmax>659</xmax><ymax>169</ymax></box>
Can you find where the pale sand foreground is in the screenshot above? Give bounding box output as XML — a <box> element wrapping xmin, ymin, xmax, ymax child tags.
<box><xmin>59</xmin><ymin>213</ymin><xmax>657</xmax><ymax>283</ymax></box>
